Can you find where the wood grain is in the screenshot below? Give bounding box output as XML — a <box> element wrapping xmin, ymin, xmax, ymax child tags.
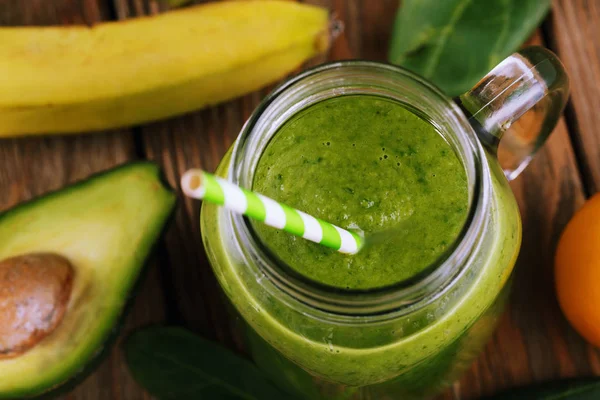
<box><xmin>0</xmin><ymin>2</ymin><xmax>164</xmax><ymax>399</ymax></box>
<box><xmin>549</xmin><ymin>0</ymin><xmax>600</xmax><ymax>194</ymax></box>
<box><xmin>111</xmin><ymin>0</ymin><xmax>271</xmax><ymax>353</ymax></box>
<box><xmin>443</xmin><ymin>31</ymin><xmax>597</xmax><ymax>399</ymax></box>
<box><xmin>456</xmin><ymin>117</ymin><xmax>591</xmax><ymax>399</ymax></box>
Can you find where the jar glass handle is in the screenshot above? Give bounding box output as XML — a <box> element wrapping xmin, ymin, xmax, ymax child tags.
<box><xmin>456</xmin><ymin>46</ymin><xmax>570</xmax><ymax>180</ymax></box>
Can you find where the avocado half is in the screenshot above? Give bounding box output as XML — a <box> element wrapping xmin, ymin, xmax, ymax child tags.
<box><xmin>0</xmin><ymin>162</ymin><xmax>176</xmax><ymax>398</ymax></box>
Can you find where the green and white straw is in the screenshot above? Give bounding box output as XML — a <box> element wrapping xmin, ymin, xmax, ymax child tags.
<box><xmin>181</xmin><ymin>169</ymin><xmax>363</xmax><ymax>254</ymax></box>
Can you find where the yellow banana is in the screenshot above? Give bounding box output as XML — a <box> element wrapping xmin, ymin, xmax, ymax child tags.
<box><xmin>0</xmin><ymin>1</ymin><xmax>329</xmax><ymax>136</ymax></box>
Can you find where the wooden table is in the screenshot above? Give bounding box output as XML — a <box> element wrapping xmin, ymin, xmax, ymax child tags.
<box><xmin>1</xmin><ymin>1</ymin><xmax>598</xmax><ymax>399</ymax></box>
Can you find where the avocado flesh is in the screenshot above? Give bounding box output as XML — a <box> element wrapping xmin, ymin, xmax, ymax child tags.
<box><xmin>0</xmin><ymin>162</ymin><xmax>176</xmax><ymax>398</ymax></box>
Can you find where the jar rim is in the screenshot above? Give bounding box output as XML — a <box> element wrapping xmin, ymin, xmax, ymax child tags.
<box><xmin>229</xmin><ymin>60</ymin><xmax>492</xmax><ymax>318</ymax></box>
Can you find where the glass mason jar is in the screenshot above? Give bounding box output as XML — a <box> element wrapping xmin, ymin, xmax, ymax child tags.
<box><xmin>201</xmin><ymin>47</ymin><xmax>569</xmax><ymax>399</ymax></box>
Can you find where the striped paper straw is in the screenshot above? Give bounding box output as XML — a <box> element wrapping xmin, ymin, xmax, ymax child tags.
<box><xmin>181</xmin><ymin>169</ymin><xmax>363</xmax><ymax>254</ymax></box>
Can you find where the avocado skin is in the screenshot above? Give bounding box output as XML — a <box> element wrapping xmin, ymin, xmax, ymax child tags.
<box><xmin>0</xmin><ymin>161</ymin><xmax>177</xmax><ymax>399</ymax></box>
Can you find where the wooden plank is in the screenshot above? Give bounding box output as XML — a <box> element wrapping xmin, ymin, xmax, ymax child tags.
<box><xmin>0</xmin><ymin>1</ymin><xmax>164</xmax><ymax>399</ymax></box>
<box><xmin>446</xmin><ymin>30</ymin><xmax>596</xmax><ymax>398</ymax></box>
<box><xmin>112</xmin><ymin>0</ymin><xmax>262</xmax><ymax>352</ymax></box>
<box><xmin>549</xmin><ymin>0</ymin><xmax>600</xmax><ymax>194</ymax></box>
<box><xmin>455</xmin><ymin>117</ymin><xmax>591</xmax><ymax>399</ymax></box>
<box><xmin>111</xmin><ymin>1</ymin><xmax>596</xmax><ymax>399</ymax></box>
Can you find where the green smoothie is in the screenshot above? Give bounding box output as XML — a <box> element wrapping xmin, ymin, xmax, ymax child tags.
<box><xmin>252</xmin><ymin>95</ymin><xmax>468</xmax><ymax>289</ymax></box>
<box><xmin>202</xmin><ymin>92</ymin><xmax>521</xmax><ymax>399</ymax></box>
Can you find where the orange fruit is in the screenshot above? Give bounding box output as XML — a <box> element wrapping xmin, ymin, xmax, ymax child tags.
<box><xmin>555</xmin><ymin>193</ymin><xmax>600</xmax><ymax>347</ymax></box>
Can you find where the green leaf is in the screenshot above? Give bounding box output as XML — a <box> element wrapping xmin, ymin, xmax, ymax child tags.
<box><xmin>482</xmin><ymin>378</ymin><xmax>600</xmax><ymax>399</ymax></box>
<box><xmin>124</xmin><ymin>326</ymin><xmax>291</xmax><ymax>400</ymax></box>
<box><xmin>389</xmin><ymin>0</ymin><xmax>551</xmax><ymax>96</ymax></box>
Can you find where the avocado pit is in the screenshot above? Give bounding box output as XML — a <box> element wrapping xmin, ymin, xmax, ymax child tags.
<box><xmin>0</xmin><ymin>253</ymin><xmax>74</xmax><ymax>359</ymax></box>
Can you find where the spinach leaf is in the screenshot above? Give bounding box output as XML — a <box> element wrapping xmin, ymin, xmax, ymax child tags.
<box><xmin>389</xmin><ymin>0</ymin><xmax>551</xmax><ymax>96</ymax></box>
<box><xmin>124</xmin><ymin>326</ymin><xmax>291</xmax><ymax>400</ymax></box>
<box><xmin>482</xmin><ymin>378</ymin><xmax>600</xmax><ymax>399</ymax></box>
